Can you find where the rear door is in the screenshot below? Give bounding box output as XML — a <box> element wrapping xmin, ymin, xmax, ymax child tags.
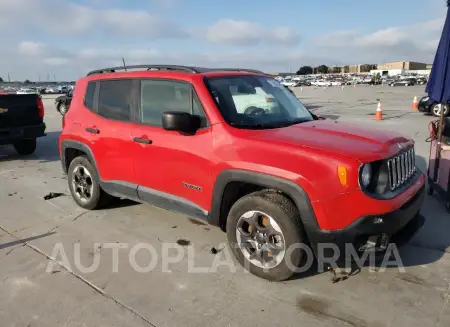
<box><xmin>0</xmin><ymin>94</ymin><xmax>41</xmax><ymax>129</ymax></box>
<box><xmin>81</xmin><ymin>79</ymin><xmax>138</xmax><ymax>196</ymax></box>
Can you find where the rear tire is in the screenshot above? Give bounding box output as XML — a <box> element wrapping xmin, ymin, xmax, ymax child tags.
<box><xmin>58</xmin><ymin>102</ymin><xmax>68</xmax><ymax>115</ymax></box>
<box><xmin>68</xmin><ymin>155</ymin><xmax>112</xmax><ymax>210</ymax></box>
<box><xmin>13</xmin><ymin>138</ymin><xmax>36</xmax><ymax>155</ymax></box>
<box><xmin>226</xmin><ymin>190</ymin><xmax>305</xmax><ymax>281</ymax></box>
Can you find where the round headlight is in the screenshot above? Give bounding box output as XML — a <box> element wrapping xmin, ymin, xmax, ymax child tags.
<box><xmin>360</xmin><ymin>164</ymin><xmax>372</xmax><ymax>188</ymax></box>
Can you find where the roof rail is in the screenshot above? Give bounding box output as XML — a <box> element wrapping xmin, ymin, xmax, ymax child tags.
<box><xmin>86</xmin><ymin>65</ymin><xmax>199</xmax><ymax>76</ymax></box>
<box><xmin>210</xmin><ymin>68</ymin><xmax>266</xmax><ymax>74</ymax></box>
<box><xmin>86</xmin><ymin>65</ymin><xmax>266</xmax><ymax>76</ymax></box>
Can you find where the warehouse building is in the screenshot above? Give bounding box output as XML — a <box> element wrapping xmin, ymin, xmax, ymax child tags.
<box><xmin>370</xmin><ymin>61</ymin><xmax>430</xmax><ymax>76</ymax></box>
<box><xmin>377</xmin><ymin>61</ymin><xmax>428</xmax><ymax>70</ymax></box>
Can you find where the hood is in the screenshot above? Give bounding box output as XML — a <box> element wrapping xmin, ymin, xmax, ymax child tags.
<box><xmin>246</xmin><ymin>120</ymin><xmax>412</xmax><ymax>162</ymax></box>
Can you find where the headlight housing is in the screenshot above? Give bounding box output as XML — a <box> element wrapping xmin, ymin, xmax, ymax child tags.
<box><xmin>422</xmin><ymin>96</ymin><xmax>429</xmax><ymax>102</ymax></box>
<box><xmin>359</xmin><ymin>164</ymin><xmax>372</xmax><ymax>188</ymax></box>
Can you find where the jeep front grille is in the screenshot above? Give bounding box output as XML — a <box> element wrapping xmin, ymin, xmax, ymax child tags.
<box><xmin>387</xmin><ymin>147</ymin><xmax>416</xmax><ymax>191</ymax></box>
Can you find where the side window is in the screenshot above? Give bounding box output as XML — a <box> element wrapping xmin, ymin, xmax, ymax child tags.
<box><xmin>140</xmin><ymin>79</ymin><xmax>208</xmax><ymax>128</ymax></box>
<box><xmin>98</xmin><ymin>80</ymin><xmax>133</xmax><ymax>121</ymax></box>
<box><xmin>192</xmin><ymin>92</ymin><xmax>208</xmax><ymax>128</ymax></box>
<box><xmin>84</xmin><ymin>82</ymin><xmax>95</xmax><ymax>110</ymax></box>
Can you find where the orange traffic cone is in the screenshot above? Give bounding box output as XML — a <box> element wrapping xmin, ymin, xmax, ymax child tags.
<box><xmin>376</xmin><ymin>101</ymin><xmax>382</xmax><ymax>120</ymax></box>
<box><xmin>412</xmin><ymin>96</ymin><xmax>418</xmax><ymax>110</ymax></box>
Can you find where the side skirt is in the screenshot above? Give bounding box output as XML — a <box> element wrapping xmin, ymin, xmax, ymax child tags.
<box><xmin>100</xmin><ymin>180</ymin><xmax>209</xmax><ymax>223</ymax></box>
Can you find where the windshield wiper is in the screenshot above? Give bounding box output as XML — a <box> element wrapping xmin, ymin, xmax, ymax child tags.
<box><xmin>272</xmin><ymin>118</ymin><xmax>312</xmax><ymax>127</ymax></box>
<box><xmin>230</xmin><ymin>123</ymin><xmax>276</xmax><ymax>129</ymax></box>
<box><xmin>230</xmin><ymin>119</ymin><xmax>311</xmax><ymax>129</ymax></box>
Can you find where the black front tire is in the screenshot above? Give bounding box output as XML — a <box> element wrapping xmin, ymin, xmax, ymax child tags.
<box><xmin>432</xmin><ymin>104</ymin><xmax>449</xmax><ymax>117</ymax></box>
<box><xmin>226</xmin><ymin>190</ymin><xmax>305</xmax><ymax>281</ymax></box>
<box><xmin>13</xmin><ymin>138</ymin><xmax>37</xmax><ymax>155</ymax></box>
<box><xmin>68</xmin><ymin>155</ymin><xmax>112</xmax><ymax>210</ymax></box>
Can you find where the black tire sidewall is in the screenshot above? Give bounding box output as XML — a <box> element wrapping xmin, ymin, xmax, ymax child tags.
<box><xmin>432</xmin><ymin>104</ymin><xmax>449</xmax><ymax>117</ymax></box>
<box><xmin>226</xmin><ymin>194</ymin><xmax>304</xmax><ymax>281</ymax></box>
<box><xmin>59</xmin><ymin>103</ymin><xmax>68</xmax><ymax>115</ymax></box>
<box><xmin>68</xmin><ymin>156</ymin><xmax>102</xmax><ymax>210</ymax></box>
<box><xmin>13</xmin><ymin>139</ymin><xmax>36</xmax><ymax>155</ymax></box>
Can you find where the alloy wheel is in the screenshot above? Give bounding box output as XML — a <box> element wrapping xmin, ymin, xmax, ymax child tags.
<box><xmin>433</xmin><ymin>104</ymin><xmax>449</xmax><ymax>116</ymax></box>
<box><xmin>235</xmin><ymin>210</ymin><xmax>286</xmax><ymax>269</ymax></box>
<box><xmin>71</xmin><ymin>165</ymin><xmax>94</xmax><ymax>203</ymax></box>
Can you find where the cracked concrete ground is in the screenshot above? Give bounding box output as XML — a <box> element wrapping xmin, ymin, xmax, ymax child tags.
<box><xmin>0</xmin><ymin>86</ymin><xmax>449</xmax><ymax>327</ymax></box>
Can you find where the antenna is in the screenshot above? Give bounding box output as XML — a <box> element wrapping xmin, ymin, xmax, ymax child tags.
<box><xmin>122</xmin><ymin>58</ymin><xmax>127</xmax><ymax>71</ymax></box>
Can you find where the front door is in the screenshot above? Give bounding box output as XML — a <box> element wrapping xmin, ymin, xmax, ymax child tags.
<box><xmin>131</xmin><ymin>78</ymin><xmax>214</xmax><ymax>218</ymax></box>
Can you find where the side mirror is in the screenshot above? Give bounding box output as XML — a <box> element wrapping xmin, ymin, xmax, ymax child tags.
<box><xmin>162</xmin><ymin>111</ymin><xmax>200</xmax><ymax>134</ymax></box>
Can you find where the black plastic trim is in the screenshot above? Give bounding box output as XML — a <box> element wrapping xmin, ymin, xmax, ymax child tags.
<box><xmin>100</xmin><ymin>181</ymin><xmax>140</xmax><ymax>201</ymax></box>
<box><xmin>138</xmin><ymin>186</ymin><xmax>208</xmax><ymax>221</ymax></box>
<box><xmin>307</xmin><ymin>186</ymin><xmax>425</xmax><ymax>257</ymax></box>
<box><xmin>209</xmin><ymin>170</ymin><xmax>319</xmax><ymax>232</ymax></box>
<box><xmin>60</xmin><ymin>140</ymin><xmax>99</xmax><ymax>176</ymax></box>
<box><xmin>360</xmin><ymin>169</ymin><xmax>422</xmax><ymax>200</ymax></box>
<box><xmin>0</xmin><ymin>123</ymin><xmax>46</xmax><ymax>145</ymax></box>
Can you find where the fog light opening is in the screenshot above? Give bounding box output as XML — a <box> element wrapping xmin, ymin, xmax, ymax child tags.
<box><xmin>373</xmin><ymin>217</ymin><xmax>384</xmax><ymax>224</ymax></box>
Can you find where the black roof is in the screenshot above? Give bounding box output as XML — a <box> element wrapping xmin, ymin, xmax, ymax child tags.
<box><xmin>86</xmin><ymin>65</ymin><xmax>266</xmax><ymax>76</ymax></box>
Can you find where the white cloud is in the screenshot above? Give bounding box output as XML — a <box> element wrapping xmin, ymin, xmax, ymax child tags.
<box><xmin>314</xmin><ymin>17</ymin><xmax>445</xmax><ymax>64</ymax></box>
<box><xmin>43</xmin><ymin>57</ymin><xmax>71</xmax><ymax>66</ymax></box>
<box><xmin>0</xmin><ymin>0</ymin><xmax>445</xmax><ymax>81</ymax></box>
<box><xmin>18</xmin><ymin>41</ymin><xmax>47</xmax><ymax>56</ymax></box>
<box><xmin>205</xmin><ymin>19</ymin><xmax>300</xmax><ymax>46</ymax></box>
<box><xmin>0</xmin><ymin>0</ymin><xmax>187</xmax><ymax>38</ymax></box>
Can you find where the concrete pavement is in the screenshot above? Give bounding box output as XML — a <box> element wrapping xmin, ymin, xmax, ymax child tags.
<box><xmin>0</xmin><ymin>87</ymin><xmax>449</xmax><ymax>327</ymax></box>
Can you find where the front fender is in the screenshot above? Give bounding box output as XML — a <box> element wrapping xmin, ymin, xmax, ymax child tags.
<box><xmin>209</xmin><ymin>169</ymin><xmax>320</xmax><ymax>234</ymax></box>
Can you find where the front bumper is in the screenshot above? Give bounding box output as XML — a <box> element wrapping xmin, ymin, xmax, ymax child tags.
<box><xmin>418</xmin><ymin>101</ymin><xmax>431</xmax><ymax>113</ymax></box>
<box><xmin>307</xmin><ymin>185</ymin><xmax>425</xmax><ymax>259</ymax></box>
<box><xmin>0</xmin><ymin>123</ymin><xmax>46</xmax><ymax>145</ymax></box>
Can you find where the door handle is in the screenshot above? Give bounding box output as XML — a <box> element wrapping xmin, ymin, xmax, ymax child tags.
<box><xmin>133</xmin><ymin>137</ymin><xmax>152</xmax><ymax>144</ymax></box>
<box><xmin>85</xmin><ymin>127</ymin><xmax>100</xmax><ymax>134</ymax></box>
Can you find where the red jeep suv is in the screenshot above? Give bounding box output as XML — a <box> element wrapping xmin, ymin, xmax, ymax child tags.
<box><xmin>59</xmin><ymin>65</ymin><xmax>425</xmax><ymax>281</ymax></box>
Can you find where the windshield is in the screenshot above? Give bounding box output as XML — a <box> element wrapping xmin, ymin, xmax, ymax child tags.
<box><xmin>205</xmin><ymin>75</ymin><xmax>313</xmax><ymax>129</ymax></box>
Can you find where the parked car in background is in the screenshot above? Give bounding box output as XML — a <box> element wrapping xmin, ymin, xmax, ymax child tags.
<box><xmin>330</xmin><ymin>80</ymin><xmax>344</xmax><ymax>86</ymax></box>
<box><xmin>361</xmin><ymin>76</ymin><xmax>373</xmax><ymax>84</ymax></box>
<box><xmin>416</xmin><ymin>77</ymin><xmax>427</xmax><ymax>85</ymax></box>
<box><xmin>281</xmin><ymin>80</ymin><xmax>299</xmax><ymax>87</ymax></box>
<box><xmin>45</xmin><ymin>87</ymin><xmax>60</xmax><ymax>94</ymax></box>
<box><xmin>55</xmin><ymin>88</ymin><xmax>73</xmax><ymax>115</ymax></box>
<box><xmin>16</xmin><ymin>88</ymin><xmax>38</xmax><ymax>94</ymax></box>
<box><xmin>298</xmin><ymin>80</ymin><xmax>311</xmax><ymax>86</ymax></box>
<box><xmin>390</xmin><ymin>78</ymin><xmax>415</xmax><ymax>87</ymax></box>
<box><xmin>418</xmin><ymin>96</ymin><xmax>449</xmax><ymax>117</ymax></box>
<box><xmin>0</xmin><ymin>92</ymin><xmax>46</xmax><ymax>154</ymax></box>
<box><xmin>313</xmin><ymin>80</ymin><xmax>332</xmax><ymax>87</ymax></box>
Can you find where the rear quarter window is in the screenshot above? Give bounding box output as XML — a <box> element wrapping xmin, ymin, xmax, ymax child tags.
<box><xmin>84</xmin><ymin>82</ymin><xmax>96</xmax><ymax>110</ymax></box>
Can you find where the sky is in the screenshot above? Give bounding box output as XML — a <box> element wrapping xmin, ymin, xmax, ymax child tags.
<box><xmin>0</xmin><ymin>0</ymin><xmax>446</xmax><ymax>81</ymax></box>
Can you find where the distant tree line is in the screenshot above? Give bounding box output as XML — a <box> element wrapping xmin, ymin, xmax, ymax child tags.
<box><xmin>295</xmin><ymin>64</ymin><xmax>376</xmax><ymax>75</ymax></box>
